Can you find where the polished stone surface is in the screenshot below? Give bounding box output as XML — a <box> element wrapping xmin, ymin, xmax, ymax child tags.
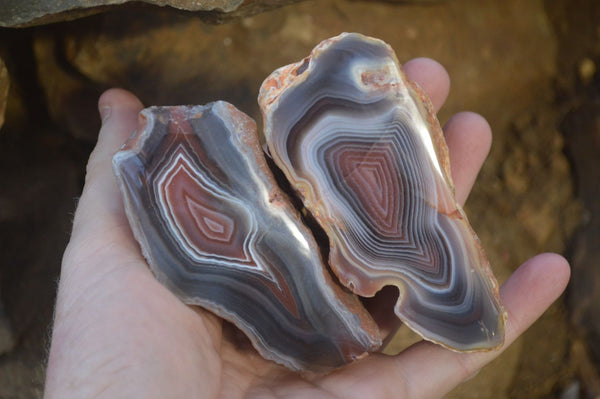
<box><xmin>113</xmin><ymin>102</ymin><xmax>380</xmax><ymax>372</ymax></box>
<box><xmin>260</xmin><ymin>33</ymin><xmax>506</xmax><ymax>351</ymax></box>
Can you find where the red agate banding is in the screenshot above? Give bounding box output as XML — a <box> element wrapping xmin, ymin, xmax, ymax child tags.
<box><xmin>259</xmin><ymin>33</ymin><xmax>506</xmax><ymax>351</ymax></box>
<box><xmin>113</xmin><ymin>102</ymin><xmax>381</xmax><ymax>372</ymax></box>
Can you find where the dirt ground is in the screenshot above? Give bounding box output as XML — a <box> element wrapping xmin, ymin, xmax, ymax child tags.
<box><xmin>0</xmin><ymin>0</ymin><xmax>599</xmax><ymax>397</ymax></box>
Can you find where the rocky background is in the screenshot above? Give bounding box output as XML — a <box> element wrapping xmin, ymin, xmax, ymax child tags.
<box><xmin>0</xmin><ymin>0</ymin><xmax>599</xmax><ymax>397</ymax></box>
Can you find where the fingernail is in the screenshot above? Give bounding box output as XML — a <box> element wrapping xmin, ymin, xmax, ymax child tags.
<box><xmin>99</xmin><ymin>105</ymin><xmax>112</xmax><ymax>124</ymax></box>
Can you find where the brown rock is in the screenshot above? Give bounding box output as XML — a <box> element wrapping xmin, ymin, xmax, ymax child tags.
<box><xmin>0</xmin><ymin>162</ymin><xmax>80</xmax><ymax>397</ymax></box>
<box><xmin>0</xmin><ymin>0</ymin><xmax>304</xmax><ymax>27</ymax></box>
<box><xmin>509</xmin><ymin>303</ymin><xmax>572</xmax><ymax>398</ymax></box>
<box><xmin>547</xmin><ymin>2</ymin><xmax>600</xmax><ymax>387</ymax></box>
<box><xmin>33</xmin><ymin>33</ymin><xmax>103</xmax><ymax>142</ymax></box>
<box><xmin>569</xmin><ymin>340</ymin><xmax>600</xmax><ymax>398</ymax></box>
<box><xmin>0</xmin><ymin>57</ymin><xmax>8</xmax><ymax>131</ymax></box>
<box><xmin>563</xmin><ymin>102</ymin><xmax>600</xmax><ymax>364</ymax></box>
<box><xmin>0</xmin><ymin>302</ymin><xmax>15</xmax><ymax>355</ymax></box>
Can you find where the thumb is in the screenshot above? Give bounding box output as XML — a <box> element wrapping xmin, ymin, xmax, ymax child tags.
<box><xmin>72</xmin><ymin>88</ymin><xmax>144</xmax><ymax>239</ymax></box>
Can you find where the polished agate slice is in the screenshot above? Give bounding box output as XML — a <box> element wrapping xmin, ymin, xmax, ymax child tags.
<box><xmin>112</xmin><ymin>102</ymin><xmax>381</xmax><ymax>371</ymax></box>
<box><xmin>259</xmin><ymin>33</ymin><xmax>506</xmax><ymax>351</ymax></box>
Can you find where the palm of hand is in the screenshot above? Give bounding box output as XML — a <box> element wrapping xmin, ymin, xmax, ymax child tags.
<box><xmin>56</xmin><ymin>210</ymin><xmax>404</xmax><ymax>399</ymax></box>
<box><xmin>44</xmin><ymin>59</ymin><xmax>569</xmax><ymax>399</ymax></box>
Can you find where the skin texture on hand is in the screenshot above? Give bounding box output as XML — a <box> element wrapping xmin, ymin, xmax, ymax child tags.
<box><xmin>44</xmin><ymin>58</ymin><xmax>570</xmax><ymax>399</ymax></box>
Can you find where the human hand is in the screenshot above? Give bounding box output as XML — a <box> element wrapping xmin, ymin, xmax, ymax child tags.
<box><xmin>44</xmin><ymin>58</ymin><xmax>570</xmax><ymax>399</ymax></box>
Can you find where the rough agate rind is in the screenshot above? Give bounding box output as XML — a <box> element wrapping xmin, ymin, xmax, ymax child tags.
<box><xmin>112</xmin><ymin>102</ymin><xmax>381</xmax><ymax>372</ymax></box>
<box><xmin>259</xmin><ymin>32</ymin><xmax>507</xmax><ymax>351</ymax></box>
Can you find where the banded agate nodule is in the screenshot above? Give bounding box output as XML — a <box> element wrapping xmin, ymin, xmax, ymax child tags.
<box><xmin>259</xmin><ymin>33</ymin><xmax>506</xmax><ymax>351</ymax></box>
<box><xmin>112</xmin><ymin>102</ymin><xmax>381</xmax><ymax>372</ymax></box>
